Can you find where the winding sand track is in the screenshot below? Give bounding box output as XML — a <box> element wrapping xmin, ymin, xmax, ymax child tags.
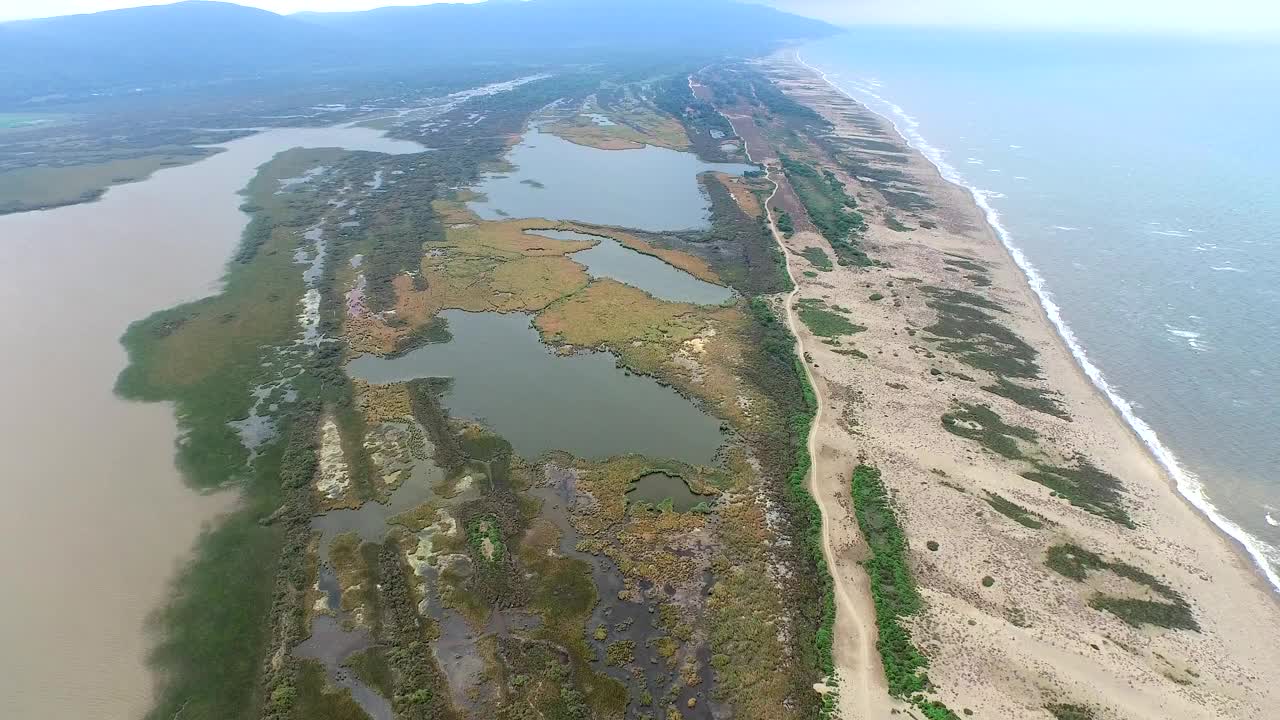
<box><xmin>699</xmin><ymin>67</ymin><xmax>892</xmax><ymax>717</ymax></box>
<box><xmin>765</xmin><ymin>167</ymin><xmax>893</xmax><ymax>720</ymax></box>
<box><xmin>719</xmin><ymin>83</ymin><xmax>893</xmax><ymax>715</ymax></box>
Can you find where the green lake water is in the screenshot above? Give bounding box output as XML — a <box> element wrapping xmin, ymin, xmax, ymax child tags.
<box><xmin>468</xmin><ymin>127</ymin><xmax>755</xmax><ymax>231</ymax></box>
<box><xmin>533</xmin><ymin>229</ymin><xmax>733</xmax><ymax>305</ymax></box>
<box><xmin>346</xmin><ymin>310</ymin><xmax>723</xmax><ymax>464</ymax></box>
<box><xmin>626</xmin><ymin>472</ymin><xmax>704</xmax><ymax>512</ymax></box>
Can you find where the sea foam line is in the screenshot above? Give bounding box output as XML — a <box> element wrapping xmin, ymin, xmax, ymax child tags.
<box><xmin>794</xmin><ymin>51</ymin><xmax>1280</xmax><ymax>594</ymax></box>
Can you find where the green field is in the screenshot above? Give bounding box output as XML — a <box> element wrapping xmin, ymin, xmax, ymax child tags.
<box><xmin>0</xmin><ymin>150</ymin><xmax>215</xmax><ymax>214</ymax></box>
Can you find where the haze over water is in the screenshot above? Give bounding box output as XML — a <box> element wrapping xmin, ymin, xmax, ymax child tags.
<box><xmin>803</xmin><ymin>29</ymin><xmax>1280</xmax><ymax>590</ymax></box>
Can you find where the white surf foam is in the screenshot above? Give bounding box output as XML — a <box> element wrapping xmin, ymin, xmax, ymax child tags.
<box><xmin>796</xmin><ymin>51</ymin><xmax>1280</xmax><ymax>594</ymax></box>
<box><xmin>1165</xmin><ymin>325</ymin><xmax>1209</xmax><ymax>352</ymax></box>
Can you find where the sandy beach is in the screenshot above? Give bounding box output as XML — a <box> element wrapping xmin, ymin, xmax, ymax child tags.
<box><xmin>749</xmin><ymin>54</ymin><xmax>1280</xmax><ymax>719</ymax></box>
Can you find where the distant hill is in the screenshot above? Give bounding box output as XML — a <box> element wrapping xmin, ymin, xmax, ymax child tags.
<box><xmin>0</xmin><ymin>2</ymin><xmax>343</xmax><ymax>102</ymax></box>
<box><xmin>0</xmin><ymin>0</ymin><xmax>837</xmax><ymax>105</ymax></box>
<box><xmin>295</xmin><ymin>0</ymin><xmax>837</xmax><ymax>54</ymax></box>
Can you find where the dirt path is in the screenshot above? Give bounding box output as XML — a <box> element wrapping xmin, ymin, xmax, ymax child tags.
<box><xmin>704</xmin><ymin>69</ymin><xmax>892</xmax><ymax>715</ymax></box>
<box><xmin>758</xmin><ymin>164</ymin><xmax>895</xmax><ymax>718</ymax></box>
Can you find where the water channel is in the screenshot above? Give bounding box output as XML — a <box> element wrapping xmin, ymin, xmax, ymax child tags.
<box><xmin>535</xmin><ymin>229</ymin><xmax>734</xmax><ymax>305</ymax></box>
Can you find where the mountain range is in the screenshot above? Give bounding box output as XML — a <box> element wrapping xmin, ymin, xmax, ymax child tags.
<box><xmin>0</xmin><ymin>0</ymin><xmax>839</xmax><ymax>105</ymax></box>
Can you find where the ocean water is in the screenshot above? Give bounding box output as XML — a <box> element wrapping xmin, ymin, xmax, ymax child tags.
<box><xmin>800</xmin><ymin>29</ymin><xmax>1280</xmax><ymax>591</ymax></box>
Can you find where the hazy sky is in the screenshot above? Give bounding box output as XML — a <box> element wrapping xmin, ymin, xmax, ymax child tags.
<box><xmin>2</xmin><ymin>0</ymin><xmax>1278</xmax><ymax>34</ymax></box>
<box><xmin>771</xmin><ymin>0</ymin><xmax>1280</xmax><ymax>34</ymax></box>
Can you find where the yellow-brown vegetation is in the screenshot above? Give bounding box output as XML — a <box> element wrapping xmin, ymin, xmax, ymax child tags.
<box><xmin>545</xmin><ymin>96</ymin><xmax>690</xmax><ymax>152</ymax></box>
<box><xmin>712</xmin><ymin>172</ymin><xmax>763</xmax><ymax>218</ymax></box>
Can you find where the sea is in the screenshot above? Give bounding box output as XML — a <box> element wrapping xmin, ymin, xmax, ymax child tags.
<box><xmin>800</xmin><ymin>29</ymin><xmax>1280</xmax><ymax>592</ymax></box>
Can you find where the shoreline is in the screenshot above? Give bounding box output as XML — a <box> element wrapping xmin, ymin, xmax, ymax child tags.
<box><xmin>749</xmin><ymin>50</ymin><xmax>1280</xmax><ymax>717</ymax></box>
<box><xmin>793</xmin><ymin>49</ymin><xmax>1280</xmax><ymax>597</ymax></box>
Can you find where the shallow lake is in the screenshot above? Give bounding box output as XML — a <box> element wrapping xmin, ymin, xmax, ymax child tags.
<box><xmin>532</xmin><ymin>229</ymin><xmax>733</xmax><ymax>305</ymax></box>
<box><xmin>468</xmin><ymin>127</ymin><xmax>756</xmax><ymax>231</ymax></box>
<box><xmin>626</xmin><ymin>472</ymin><xmax>704</xmax><ymax>512</ymax></box>
<box><xmin>0</xmin><ymin>124</ymin><xmax>425</xmax><ymax>719</ymax></box>
<box><xmin>346</xmin><ymin>310</ymin><xmax>723</xmax><ymax>464</ymax></box>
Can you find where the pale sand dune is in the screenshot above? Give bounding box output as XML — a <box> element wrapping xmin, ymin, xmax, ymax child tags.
<box><xmin>754</xmin><ymin>56</ymin><xmax>1280</xmax><ymax>719</ymax></box>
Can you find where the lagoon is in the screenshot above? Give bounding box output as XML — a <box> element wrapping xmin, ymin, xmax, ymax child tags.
<box><xmin>469</xmin><ymin>127</ymin><xmax>755</xmax><ymax>231</ymax></box>
<box><xmin>534</xmin><ymin>229</ymin><xmax>733</xmax><ymax>305</ymax></box>
<box><xmin>347</xmin><ymin>310</ymin><xmax>724</xmax><ymax>464</ymax></box>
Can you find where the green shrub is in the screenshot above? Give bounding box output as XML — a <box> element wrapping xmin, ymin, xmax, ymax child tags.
<box><xmin>797</xmin><ymin>300</ymin><xmax>866</xmax><ymax>338</ymax></box>
<box><xmin>983</xmin><ymin>492</ymin><xmax>1046</xmax><ymax>529</ymax></box>
<box><xmin>776</xmin><ymin>210</ymin><xmax>795</xmax><ymax>234</ymax></box>
<box><xmin>1044</xmin><ymin>544</ymin><xmax>1198</xmax><ymax>631</ymax></box>
<box><xmin>800</xmin><ymin>245</ymin><xmax>833</xmax><ymax>271</ymax></box>
<box><xmin>1046</xmin><ymin>703</ymin><xmax>1095</xmax><ymax>720</ymax></box>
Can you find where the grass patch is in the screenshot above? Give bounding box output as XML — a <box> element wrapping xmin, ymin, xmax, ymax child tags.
<box><xmin>942</xmin><ymin>404</ymin><xmax>1131</xmax><ymax>527</ymax></box>
<box><xmin>147</xmin><ymin>408</ymin><xmax>321</xmax><ymax>720</ymax></box>
<box><xmin>343</xmin><ymin>647</ymin><xmax>394</xmax><ymax>699</ymax></box>
<box><xmin>983</xmin><ymin>492</ymin><xmax>1046</xmax><ymax>529</ymax></box>
<box><xmin>1045</xmin><ymin>544</ymin><xmax>1198</xmax><ymax>631</ymax></box>
<box><xmin>941</xmin><ymin>403</ymin><xmax>1038</xmax><ymax>460</ymax></box>
<box><xmin>849</xmin><ymin>465</ymin><xmax>925</xmax><ymax>695</ymax></box>
<box><xmin>982</xmin><ymin>376</ymin><xmax>1069</xmax><ymax>419</ymax></box>
<box><xmin>605</xmin><ymin>640</ymin><xmax>636</xmax><ymax>666</ymax></box>
<box><xmin>1022</xmin><ymin>459</ymin><xmax>1132</xmax><ymax>528</ymax></box>
<box><xmin>1046</xmin><ymin>704</ymin><xmax>1095</xmax><ymax>720</ymax></box>
<box><xmin>777</xmin><ymin>210</ymin><xmax>795</xmax><ymax>235</ymax></box>
<box><xmin>785</xmin><ymin>357</ymin><xmax>839</xmax><ymax>710</ymax></box>
<box><xmin>290</xmin><ymin>660</ymin><xmax>373</xmax><ymax>720</ymax></box>
<box><xmin>850</xmin><ymin>465</ymin><xmax>959</xmax><ymax>718</ymax></box>
<box><xmin>797</xmin><ymin>299</ymin><xmax>866</xmax><ymax>338</ymax></box>
<box><xmin>922</xmin><ymin>286</ymin><xmax>1040</xmax><ymax>379</ymax></box>
<box><xmin>943</xmin><ymin>256</ymin><xmax>987</xmax><ymax>274</ymax></box>
<box><xmin>780</xmin><ymin>154</ymin><xmax>870</xmax><ymax>266</ymax></box>
<box><xmin>0</xmin><ymin>148</ymin><xmax>214</xmax><ymax>214</ymax></box>
<box><xmin>547</xmin><ymin>90</ymin><xmax>691</xmax><ymax>151</ymax></box>
<box><xmin>800</xmin><ymin>246</ymin><xmax>833</xmax><ymax>271</ymax></box>
<box><xmin>693</xmin><ymin>172</ymin><xmax>792</xmax><ymax>295</ymax></box>
<box><xmin>719</xmin><ymin>297</ymin><xmax>836</xmax><ymax>716</ymax></box>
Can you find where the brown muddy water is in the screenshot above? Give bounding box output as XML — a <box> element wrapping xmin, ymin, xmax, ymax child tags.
<box><xmin>0</xmin><ymin>127</ymin><xmax>424</xmax><ymax>719</ymax></box>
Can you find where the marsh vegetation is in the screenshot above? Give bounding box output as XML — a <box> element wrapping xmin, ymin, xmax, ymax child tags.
<box><xmin>95</xmin><ymin>52</ymin><xmax>844</xmax><ymax>720</ymax></box>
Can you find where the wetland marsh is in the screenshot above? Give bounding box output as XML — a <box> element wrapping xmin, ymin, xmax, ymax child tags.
<box><xmin>3</xmin><ymin>58</ymin><xmax>830</xmax><ymax>720</ymax></box>
<box><xmin>0</xmin><ymin>125</ymin><xmax>425</xmax><ymax>719</ymax></box>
